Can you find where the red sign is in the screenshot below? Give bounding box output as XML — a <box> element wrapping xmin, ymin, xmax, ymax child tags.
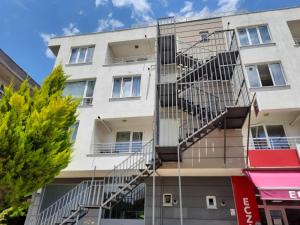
<box><xmin>260</xmin><ymin>190</ymin><xmax>300</xmax><ymax>200</ymax></box>
<box><xmin>231</xmin><ymin>176</ymin><xmax>260</xmax><ymax>225</ymax></box>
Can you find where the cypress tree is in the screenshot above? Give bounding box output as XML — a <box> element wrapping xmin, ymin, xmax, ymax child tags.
<box><xmin>0</xmin><ymin>65</ymin><xmax>79</xmax><ymax>220</ymax></box>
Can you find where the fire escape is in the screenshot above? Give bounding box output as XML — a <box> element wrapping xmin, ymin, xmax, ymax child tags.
<box><xmin>155</xmin><ymin>17</ymin><xmax>251</xmax><ymax>161</ymax></box>
<box><xmin>25</xmin><ymin>140</ymin><xmax>160</xmax><ymax>225</ymax></box>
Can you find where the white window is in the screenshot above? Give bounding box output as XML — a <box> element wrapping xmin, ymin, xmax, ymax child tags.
<box><xmin>200</xmin><ymin>31</ymin><xmax>209</xmax><ymax>42</ymax></box>
<box><xmin>71</xmin><ymin>121</ymin><xmax>79</xmax><ymax>142</ymax></box>
<box><xmin>250</xmin><ymin>125</ymin><xmax>288</xmax><ymax>149</ymax></box>
<box><xmin>206</xmin><ymin>196</ymin><xmax>217</xmax><ymax>209</ymax></box>
<box><xmin>63</xmin><ymin>80</ymin><xmax>96</xmax><ymax>106</ymax></box>
<box><xmin>163</xmin><ymin>193</ymin><xmax>173</xmax><ymax>207</ymax></box>
<box><xmin>115</xmin><ymin>131</ymin><xmax>143</xmax><ymax>152</ymax></box>
<box><xmin>245</xmin><ymin>63</ymin><xmax>286</xmax><ymax>88</ymax></box>
<box><xmin>238</xmin><ymin>25</ymin><xmax>272</xmax><ymax>46</ymax></box>
<box><xmin>112</xmin><ymin>76</ymin><xmax>141</xmax><ymax>98</ymax></box>
<box><xmin>69</xmin><ymin>46</ymin><xmax>94</xmax><ymax>64</ymax></box>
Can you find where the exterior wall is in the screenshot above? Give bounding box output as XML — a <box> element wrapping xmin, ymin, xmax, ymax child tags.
<box><xmin>222</xmin><ymin>7</ymin><xmax>300</xmax><ymax>112</ymax></box>
<box><xmin>160</xmin><ymin>128</ymin><xmax>247</xmax><ymax>171</ymax></box>
<box><xmin>145</xmin><ymin>177</ymin><xmax>237</xmax><ymax>225</ymax></box>
<box><xmin>0</xmin><ymin>49</ymin><xmax>38</xmax><ymax>89</ymax></box>
<box><xmin>48</xmin><ymin>26</ymin><xmax>156</xmax><ymax>177</ymax></box>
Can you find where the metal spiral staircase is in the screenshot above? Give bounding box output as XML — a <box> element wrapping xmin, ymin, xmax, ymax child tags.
<box><xmin>155</xmin><ymin>17</ymin><xmax>251</xmax><ymax>161</ymax></box>
<box><xmin>26</xmin><ymin>140</ymin><xmax>159</xmax><ymax>225</ymax></box>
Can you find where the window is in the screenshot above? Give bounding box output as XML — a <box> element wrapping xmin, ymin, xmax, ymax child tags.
<box><xmin>69</xmin><ymin>46</ymin><xmax>94</xmax><ymax>64</ymax></box>
<box><xmin>200</xmin><ymin>31</ymin><xmax>209</xmax><ymax>42</ymax></box>
<box><xmin>112</xmin><ymin>76</ymin><xmax>141</xmax><ymax>98</ymax></box>
<box><xmin>238</xmin><ymin>25</ymin><xmax>271</xmax><ymax>46</ymax></box>
<box><xmin>206</xmin><ymin>196</ymin><xmax>217</xmax><ymax>209</ymax></box>
<box><xmin>63</xmin><ymin>80</ymin><xmax>96</xmax><ymax>106</ymax></box>
<box><xmin>115</xmin><ymin>131</ymin><xmax>143</xmax><ymax>153</ymax></box>
<box><xmin>245</xmin><ymin>63</ymin><xmax>286</xmax><ymax>88</ymax></box>
<box><xmin>287</xmin><ymin>20</ymin><xmax>300</xmax><ymax>45</ymax></box>
<box><xmin>251</xmin><ymin>125</ymin><xmax>288</xmax><ymax>149</ymax></box>
<box><xmin>71</xmin><ymin>122</ymin><xmax>79</xmax><ymax>142</ymax></box>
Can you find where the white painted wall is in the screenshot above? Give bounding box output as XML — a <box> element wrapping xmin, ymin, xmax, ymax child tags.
<box><xmin>222</xmin><ymin>7</ymin><xmax>300</xmax><ymax>112</ymax></box>
<box><xmin>48</xmin><ymin>27</ymin><xmax>156</xmax><ymax>177</ymax></box>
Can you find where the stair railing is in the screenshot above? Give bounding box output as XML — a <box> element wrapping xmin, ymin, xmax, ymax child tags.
<box><xmin>101</xmin><ymin>140</ymin><xmax>154</xmax><ymax>208</ymax></box>
<box><xmin>27</xmin><ymin>180</ymin><xmax>103</xmax><ymax>225</ymax></box>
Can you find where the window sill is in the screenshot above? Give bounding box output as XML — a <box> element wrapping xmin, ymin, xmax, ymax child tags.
<box><xmin>65</xmin><ymin>62</ymin><xmax>93</xmax><ymax>67</ymax></box>
<box><xmin>109</xmin><ymin>96</ymin><xmax>141</xmax><ymax>101</ymax></box>
<box><xmin>249</xmin><ymin>84</ymin><xmax>291</xmax><ymax>92</ymax></box>
<box><xmin>240</xmin><ymin>42</ymin><xmax>276</xmax><ymax>49</ymax></box>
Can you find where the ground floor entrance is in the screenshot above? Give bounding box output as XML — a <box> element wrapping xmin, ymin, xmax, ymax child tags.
<box><xmin>258</xmin><ymin>200</ymin><xmax>300</xmax><ymax>225</ymax></box>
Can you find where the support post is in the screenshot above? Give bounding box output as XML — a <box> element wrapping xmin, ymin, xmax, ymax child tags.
<box><xmin>224</xmin><ymin>117</ymin><xmax>227</xmax><ymax>165</ymax></box>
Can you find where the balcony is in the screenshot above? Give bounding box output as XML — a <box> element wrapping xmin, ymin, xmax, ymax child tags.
<box><xmin>91</xmin><ymin>141</ymin><xmax>147</xmax><ymax>154</ymax></box>
<box><xmin>110</xmin><ymin>54</ymin><xmax>155</xmax><ymax>65</ymax></box>
<box><xmin>105</xmin><ymin>38</ymin><xmax>155</xmax><ymax>65</ymax></box>
<box><xmin>248</xmin><ymin>137</ymin><xmax>300</xmax><ymax>168</ymax></box>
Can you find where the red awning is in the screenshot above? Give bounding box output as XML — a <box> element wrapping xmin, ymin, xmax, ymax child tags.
<box><xmin>245</xmin><ymin>170</ymin><xmax>300</xmax><ymax>200</ymax></box>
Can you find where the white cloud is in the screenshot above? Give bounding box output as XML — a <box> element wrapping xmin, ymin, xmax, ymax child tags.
<box><xmin>111</xmin><ymin>0</ymin><xmax>153</xmax><ymax>22</ymax></box>
<box><xmin>95</xmin><ymin>0</ymin><xmax>108</xmax><ymax>7</ymax></box>
<box><xmin>78</xmin><ymin>10</ymin><xmax>84</xmax><ymax>15</ymax></box>
<box><xmin>169</xmin><ymin>0</ymin><xmax>240</xmax><ymax>21</ymax></box>
<box><xmin>180</xmin><ymin>1</ymin><xmax>193</xmax><ymax>14</ymax></box>
<box><xmin>96</xmin><ymin>13</ymin><xmax>124</xmax><ymax>32</ymax></box>
<box><xmin>40</xmin><ymin>33</ymin><xmax>56</xmax><ymax>59</ymax></box>
<box><xmin>62</xmin><ymin>23</ymin><xmax>80</xmax><ymax>36</ymax></box>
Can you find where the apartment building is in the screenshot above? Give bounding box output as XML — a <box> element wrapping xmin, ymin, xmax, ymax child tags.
<box><xmin>25</xmin><ymin>6</ymin><xmax>300</xmax><ymax>225</ymax></box>
<box><xmin>0</xmin><ymin>49</ymin><xmax>38</xmax><ymax>96</ymax></box>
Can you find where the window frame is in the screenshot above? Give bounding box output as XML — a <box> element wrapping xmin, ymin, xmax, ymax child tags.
<box><xmin>71</xmin><ymin>121</ymin><xmax>79</xmax><ymax>142</ymax></box>
<box><xmin>111</xmin><ymin>75</ymin><xmax>141</xmax><ymax>99</ymax></box>
<box><xmin>64</xmin><ymin>79</ymin><xmax>96</xmax><ymax>106</ymax></box>
<box><xmin>250</xmin><ymin>124</ymin><xmax>288</xmax><ymax>149</ymax></box>
<box><xmin>237</xmin><ymin>25</ymin><xmax>272</xmax><ymax>47</ymax></box>
<box><xmin>68</xmin><ymin>46</ymin><xmax>95</xmax><ymax>65</ymax></box>
<box><xmin>245</xmin><ymin>62</ymin><xmax>286</xmax><ymax>88</ymax></box>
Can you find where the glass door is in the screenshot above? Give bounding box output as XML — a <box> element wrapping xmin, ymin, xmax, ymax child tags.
<box><xmin>268</xmin><ymin>209</ymin><xmax>288</xmax><ymax>225</ymax></box>
<box><xmin>115</xmin><ymin>131</ymin><xmax>131</xmax><ymax>152</ymax></box>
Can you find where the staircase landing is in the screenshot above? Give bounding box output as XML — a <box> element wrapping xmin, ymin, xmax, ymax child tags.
<box><xmin>155</xmin><ymin>106</ymin><xmax>250</xmax><ymax>162</ymax></box>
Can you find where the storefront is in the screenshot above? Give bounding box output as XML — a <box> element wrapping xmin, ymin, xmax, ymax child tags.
<box><xmin>232</xmin><ymin>172</ymin><xmax>300</xmax><ymax>225</ymax></box>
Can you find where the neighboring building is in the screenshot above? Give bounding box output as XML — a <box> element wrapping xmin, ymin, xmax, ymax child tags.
<box><xmin>0</xmin><ymin>49</ymin><xmax>38</xmax><ymax>96</ymax></box>
<box><xmin>25</xmin><ymin>7</ymin><xmax>300</xmax><ymax>225</ymax></box>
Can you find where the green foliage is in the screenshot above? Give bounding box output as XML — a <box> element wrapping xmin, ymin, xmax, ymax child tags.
<box><xmin>0</xmin><ymin>65</ymin><xmax>79</xmax><ymax>216</ymax></box>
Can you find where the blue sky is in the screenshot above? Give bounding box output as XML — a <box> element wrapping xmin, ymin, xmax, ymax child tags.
<box><xmin>1</xmin><ymin>0</ymin><xmax>300</xmax><ymax>84</ymax></box>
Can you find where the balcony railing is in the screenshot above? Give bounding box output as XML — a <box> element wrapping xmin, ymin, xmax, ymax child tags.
<box><xmin>109</xmin><ymin>54</ymin><xmax>154</xmax><ymax>65</ymax></box>
<box><xmin>92</xmin><ymin>141</ymin><xmax>147</xmax><ymax>154</ymax></box>
<box><xmin>80</xmin><ymin>97</ymin><xmax>93</xmax><ymax>106</ymax></box>
<box><xmin>249</xmin><ymin>137</ymin><xmax>300</xmax><ymax>150</ymax></box>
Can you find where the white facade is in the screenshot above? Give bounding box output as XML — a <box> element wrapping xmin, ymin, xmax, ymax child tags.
<box><xmin>222</xmin><ymin>7</ymin><xmax>300</xmax><ymax>149</ymax></box>
<box><xmin>48</xmin><ymin>7</ymin><xmax>300</xmax><ymax>178</ymax></box>
<box><xmin>223</xmin><ymin>7</ymin><xmax>300</xmax><ymax>112</ymax></box>
<box><xmin>49</xmin><ymin>26</ymin><xmax>157</xmax><ymax>177</ymax></box>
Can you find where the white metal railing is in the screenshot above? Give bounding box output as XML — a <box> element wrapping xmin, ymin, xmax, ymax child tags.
<box><xmin>25</xmin><ymin>180</ymin><xmax>103</xmax><ymax>225</ymax></box>
<box><xmin>249</xmin><ymin>137</ymin><xmax>300</xmax><ymax>150</ymax></box>
<box><xmin>92</xmin><ymin>141</ymin><xmax>147</xmax><ymax>154</ymax></box>
<box><xmin>110</xmin><ymin>54</ymin><xmax>154</xmax><ymax>65</ymax></box>
<box><xmin>80</xmin><ymin>97</ymin><xmax>93</xmax><ymax>106</ymax></box>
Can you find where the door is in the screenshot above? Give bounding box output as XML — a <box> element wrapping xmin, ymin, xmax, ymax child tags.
<box><xmin>267</xmin><ymin>209</ymin><xmax>288</xmax><ymax>225</ymax></box>
<box><xmin>132</xmin><ymin>132</ymin><xmax>143</xmax><ymax>152</ymax></box>
<box><xmin>115</xmin><ymin>131</ymin><xmax>131</xmax><ymax>152</ymax></box>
